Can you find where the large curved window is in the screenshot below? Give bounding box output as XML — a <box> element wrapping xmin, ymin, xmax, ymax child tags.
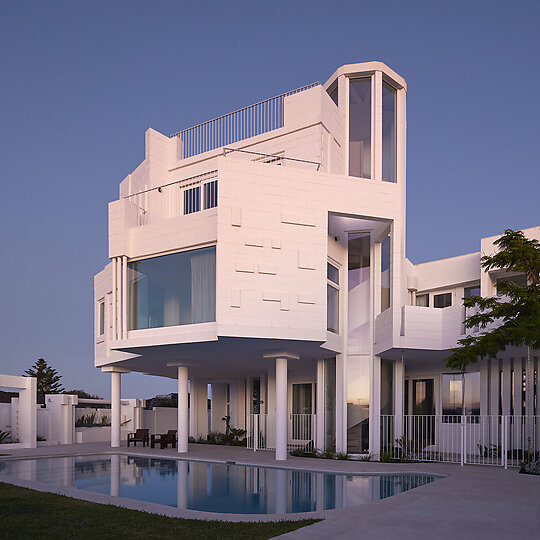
<box><xmin>128</xmin><ymin>246</ymin><xmax>216</xmax><ymax>330</ymax></box>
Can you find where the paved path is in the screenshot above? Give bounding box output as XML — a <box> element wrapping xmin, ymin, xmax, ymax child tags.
<box><xmin>1</xmin><ymin>443</ymin><xmax>538</xmax><ymax>539</ymax></box>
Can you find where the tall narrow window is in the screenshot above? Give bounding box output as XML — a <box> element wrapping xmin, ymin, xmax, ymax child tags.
<box><xmin>348</xmin><ymin>232</ymin><xmax>370</xmax><ymax>343</ymax></box>
<box><xmin>98</xmin><ymin>300</ymin><xmax>105</xmax><ymax>336</ymax></box>
<box><xmin>184</xmin><ymin>186</ymin><xmax>201</xmax><ymax>215</ymax></box>
<box><xmin>349</xmin><ymin>78</ymin><xmax>371</xmax><ymax>178</ymax></box>
<box><xmin>381</xmin><ymin>236</ymin><xmax>391</xmax><ymax>312</ymax></box>
<box><xmin>327</xmin><ymin>263</ymin><xmax>339</xmax><ymax>333</ymax></box>
<box><xmin>416</xmin><ymin>294</ymin><xmax>429</xmax><ymax>307</ymax></box>
<box><xmin>382</xmin><ymin>81</ymin><xmax>397</xmax><ymax>182</ymax></box>
<box><xmin>203</xmin><ymin>180</ymin><xmax>218</xmax><ymax>210</ymax></box>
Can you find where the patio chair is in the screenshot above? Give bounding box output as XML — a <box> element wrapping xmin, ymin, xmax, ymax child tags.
<box><xmin>127</xmin><ymin>428</ymin><xmax>149</xmax><ymax>447</ymax></box>
<box><xmin>151</xmin><ymin>429</ymin><xmax>177</xmax><ymax>449</ymax></box>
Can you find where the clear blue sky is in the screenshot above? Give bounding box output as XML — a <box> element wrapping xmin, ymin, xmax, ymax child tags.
<box><xmin>1</xmin><ymin>0</ymin><xmax>538</xmax><ymax>398</ymax></box>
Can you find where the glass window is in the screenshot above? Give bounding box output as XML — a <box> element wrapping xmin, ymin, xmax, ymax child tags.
<box><xmin>327</xmin><ymin>262</ymin><xmax>339</xmax><ymax>285</ymax></box>
<box><xmin>325</xmin><ymin>358</ymin><xmax>336</xmax><ymax>450</ymax></box>
<box><xmin>442</xmin><ymin>372</ymin><xmax>480</xmax><ymax>416</ymax></box>
<box><xmin>98</xmin><ymin>301</ymin><xmax>105</xmax><ymax>336</ymax></box>
<box><xmin>382</xmin><ymin>81</ymin><xmax>397</xmax><ymax>183</ymax></box>
<box><xmin>347</xmin><ymin>355</ymin><xmax>370</xmax><ymax>453</ymax></box>
<box><xmin>327</xmin><ymin>262</ymin><xmax>339</xmax><ymax>334</ymax></box>
<box><xmin>348</xmin><ymin>232</ymin><xmax>370</xmax><ymax>343</ymax></box>
<box><xmin>381</xmin><ymin>236</ymin><xmax>391</xmax><ymax>312</ymax></box>
<box><xmin>496</xmin><ymin>274</ymin><xmax>527</xmax><ymax>294</ymax></box>
<box><xmin>416</xmin><ymin>294</ymin><xmax>429</xmax><ymax>307</ymax></box>
<box><xmin>203</xmin><ymin>180</ymin><xmax>218</xmax><ymax>210</ymax></box>
<box><xmin>349</xmin><ymin>78</ymin><xmax>371</xmax><ymax>178</ymax></box>
<box><xmin>128</xmin><ymin>246</ymin><xmax>216</xmax><ymax>330</ymax></box>
<box><xmin>433</xmin><ymin>292</ymin><xmax>452</xmax><ymax>308</ymax></box>
<box><xmin>327</xmin><ymin>83</ymin><xmax>338</xmax><ymax>106</ymax></box>
<box><xmin>184</xmin><ymin>186</ymin><xmax>201</xmax><ymax>215</ymax></box>
<box><xmin>464</xmin><ymin>285</ymin><xmax>481</xmax><ymax>298</ymax></box>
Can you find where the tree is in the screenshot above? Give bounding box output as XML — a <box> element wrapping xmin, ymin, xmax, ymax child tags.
<box><xmin>23</xmin><ymin>358</ymin><xmax>64</xmax><ymax>394</ymax></box>
<box><xmin>64</xmin><ymin>389</ymin><xmax>102</xmax><ymax>399</ymax></box>
<box><xmin>446</xmin><ymin>229</ymin><xmax>540</xmax><ymax>372</ymax></box>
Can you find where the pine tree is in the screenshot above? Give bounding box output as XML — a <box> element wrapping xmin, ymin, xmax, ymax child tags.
<box><xmin>446</xmin><ymin>229</ymin><xmax>540</xmax><ymax>372</ymax></box>
<box><xmin>23</xmin><ymin>358</ymin><xmax>64</xmax><ymax>394</ymax></box>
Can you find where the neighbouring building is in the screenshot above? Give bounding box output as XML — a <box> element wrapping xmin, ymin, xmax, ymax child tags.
<box><xmin>94</xmin><ymin>61</ymin><xmax>539</xmax><ymax>461</ymax></box>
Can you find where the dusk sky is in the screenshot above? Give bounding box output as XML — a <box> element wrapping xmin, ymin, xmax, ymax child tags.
<box><xmin>1</xmin><ymin>0</ymin><xmax>538</xmax><ymax>398</ymax></box>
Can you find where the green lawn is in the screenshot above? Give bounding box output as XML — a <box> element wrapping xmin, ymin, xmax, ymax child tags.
<box><xmin>0</xmin><ymin>482</ymin><xmax>319</xmax><ymax>539</ymax></box>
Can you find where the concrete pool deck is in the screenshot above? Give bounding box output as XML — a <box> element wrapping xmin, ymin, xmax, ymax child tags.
<box><xmin>0</xmin><ymin>442</ymin><xmax>538</xmax><ymax>539</ymax></box>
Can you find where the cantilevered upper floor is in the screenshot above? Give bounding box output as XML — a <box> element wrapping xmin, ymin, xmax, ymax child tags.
<box><xmin>95</xmin><ymin>62</ymin><xmax>409</xmax><ymax>377</ymax></box>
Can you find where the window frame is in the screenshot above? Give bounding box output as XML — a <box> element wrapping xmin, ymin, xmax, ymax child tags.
<box><xmin>327</xmin><ymin>260</ymin><xmax>340</xmax><ymax>334</ymax></box>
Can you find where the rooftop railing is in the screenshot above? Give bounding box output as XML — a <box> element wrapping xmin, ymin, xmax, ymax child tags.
<box><xmin>170</xmin><ymin>82</ymin><xmax>320</xmax><ymax>159</ymax></box>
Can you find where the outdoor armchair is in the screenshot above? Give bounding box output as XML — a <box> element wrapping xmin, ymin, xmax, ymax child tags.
<box><xmin>127</xmin><ymin>428</ymin><xmax>150</xmax><ymax>447</ymax></box>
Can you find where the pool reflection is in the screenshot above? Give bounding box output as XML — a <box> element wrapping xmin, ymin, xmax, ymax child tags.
<box><xmin>0</xmin><ymin>455</ymin><xmax>438</xmax><ymax>514</ymax></box>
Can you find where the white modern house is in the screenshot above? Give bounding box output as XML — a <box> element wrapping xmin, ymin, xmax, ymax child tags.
<box><xmin>94</xmin><ymin>61</ymin><xmax>539</xmax><ymax>462</ymax></box>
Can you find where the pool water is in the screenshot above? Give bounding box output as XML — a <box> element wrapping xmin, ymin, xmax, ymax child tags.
<box><xmin>0</xmin><ymin>454</ymin><xmax>440</xmax><ymax>514</ymax></box>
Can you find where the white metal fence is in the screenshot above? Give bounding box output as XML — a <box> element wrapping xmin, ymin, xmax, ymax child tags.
<box><xmin>170</xmin><ymin>83</ymin><xmax>320</xmax><ymax>158</ymax></box>
<box><xmin>381</xmin><ymin>415</ymin><xmax>540</xmax><ymax>468</ymax></box>
<box><xmin>246</xmin><ymin>413</ymin><xmax>316</xmax><ymax>452</ymax></box>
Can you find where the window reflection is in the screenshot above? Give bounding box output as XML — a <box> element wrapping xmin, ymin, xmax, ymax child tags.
<box><xmin>349</xmin><ymin>78</ymin><xmax>371</xmax><ymax>178</ymax></box>
<box><xmin>382</xmin><ymin>82</ymin><xmax>396</xmax><ymax>182</ymax></box>
<box><xmin>128</xmin><ymin>246</ymin><xmax>216</xmax><ymax>330</ymax></box>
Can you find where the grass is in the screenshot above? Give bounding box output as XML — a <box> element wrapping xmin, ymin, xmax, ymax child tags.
<box><xmin>0</xmin><ymin>482</ymin><xmax>319</xmax><ymax>539</ymax></box>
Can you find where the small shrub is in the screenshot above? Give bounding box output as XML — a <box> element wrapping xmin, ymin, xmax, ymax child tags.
<box><xmin>335</xmin><ymin>452</ymin><xmax>349</xmax><ymax>460</ymax></box>
<box><xmin>0</xmin><ymin>430</ymin><xmax>11</xmax><ymax>444</ymax></box>
<box><xmin>359</xmin><ymin>453</ymin><xmax>373</xmax><ymax>461</ymax></box>
<box><xmin>380</xmin><ymin>450</ymin><xmax>393</xmax><ymax>463</ymax></box>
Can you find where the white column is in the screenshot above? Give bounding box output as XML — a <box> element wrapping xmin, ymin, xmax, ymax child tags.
<box><xmin>369</xmin><ymin>355</ymin><xmax>381</xmax><ymax>458</ymax></box>
<box><xmin>111</xmin><ymin>372</ymin><xmax>121</xmax><ymax>448</ymax></box>
<box><xmin>335</xmin><ymin>353</ymin><xmax>347</xmax><ymax>453</ymax></box>
<box><xmin>316</xmin><ymin>359</ymin><xmax>325</xmax><ymax>451</ymax></box>
<box><xmin>267</xmin><ymin>368</ymin><xmax>276</xmax><ymax>449</ymax></box>
<box><xmin>178</xmin><ymin>366</ymin><xmax>189</xmax><ymax>453</ymax></box>
<box><xmin>275</xmin><ymin>357</ymin><xmax>288</xmax><ymax>461</ymax></box>
<box><xmin>394</xmin><ymin>359</ymin><xmax>404</xmax><ymax>441</ymax></box>
<box><xmin>112</xmin><ymin>257</ymin><xmax>117</xmax><ymax>340</ymax></box>
<box><xmin>122</xmin><ymin>255</ymin><xmax>128</xmax><ymax>339</ymax></box>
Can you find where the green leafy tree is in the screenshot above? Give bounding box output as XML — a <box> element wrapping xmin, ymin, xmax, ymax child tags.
<box><xmin>23</xmin><ymin>358</ymin><xmax>64</xmax><ymax>394</ymax></box>
<box><xmin>446</xmin><ymin>229</ymin><xmax>540</xmax><ymax>372</ymax></box>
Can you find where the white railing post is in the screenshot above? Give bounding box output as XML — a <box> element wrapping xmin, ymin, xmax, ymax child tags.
<box><xmin>503</xmin><ymin>415</ymin><xmax>508</xmax><ymax>469</ymax></box>
<box><xmin>461</xmin><ymin>414</ymin><xmax>465</xmax><ymax>466</ymax></box>
<box><xmin>254</xmin><ymin>414</ymin><xmax>259</xmax><ymax>452</ymax></box>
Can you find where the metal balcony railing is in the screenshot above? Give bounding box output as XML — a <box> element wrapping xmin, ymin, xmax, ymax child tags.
<box><xmin>170</xmin><ymin>82</ymin><xmax>320</xmax><ymax>159</ymax></box>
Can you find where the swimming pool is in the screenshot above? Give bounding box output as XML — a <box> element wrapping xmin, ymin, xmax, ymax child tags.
<box><xmin>0</xmin><ymin>454</ymin><xmax>440</xmax><ymax>514</ymax></box>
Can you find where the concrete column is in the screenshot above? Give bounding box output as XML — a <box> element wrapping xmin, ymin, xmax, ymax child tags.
<box><xmin>122</xmin><ymin>255</ymin><xmax>128</xmax><ymax>339</ymax></box>
<box><xmin>178</xmin><ymin>366</ymin><xmax>189</xmax><ymax>453</ymax></box>
<box><xmin>111</xmin><ymin>372</ymin><xmax>121</xmax><ymax>448</ymax></box>
<box><xmin>316</xmin><ymin>359</ymin><xmax>325</xmax><ymax>451</ymax></box>
<box><xmin>369</xmin><ymin>355</ymin><xmax>381</xmax><ymax>458</ymax></box>
<box><xmin>394</xmin><ymin>359</ymin><xmax>404</xmax><ymax>441</ymax></box>
<box><xmin>275</xmin><ymin>357</ymin><xmax>288</xmax><ymax>461</ymax></box>
<box><xmin>335</xmin><ymin>353</ymin><xmax>347</xmax><ymax>453</ymax></box>
<box><xmin>267</xmin><ymin>368</ymin><xmax>276</xmax><ymax>449</ymax></box>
